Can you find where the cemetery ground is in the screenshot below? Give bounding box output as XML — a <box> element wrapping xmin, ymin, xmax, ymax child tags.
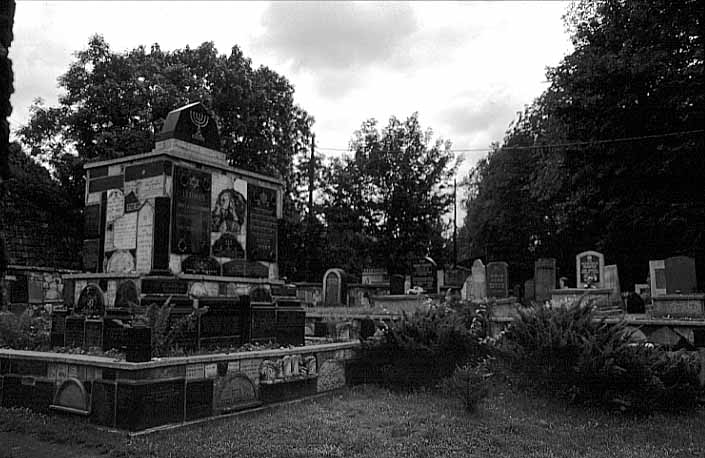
<box><xmin>2</xmin><ymin>381</ymin><xmax>704</xmax><ymax>458</ymax></box>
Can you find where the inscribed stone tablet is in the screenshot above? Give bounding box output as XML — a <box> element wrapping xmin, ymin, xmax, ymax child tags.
<box><xmin>106</xmin><ymin>189</ymin><xmax>124</xmax><ymax>223</ymax></box>
<box><xmin>84</xmin><ymin>205</ymin><xmax>101</xmax><ymax>238</ymax></box>
<box><xmin>76</xmin><ymin>284</ymin><xmax>105</xmax><ymax>316</ymax></box>
<box><xmin>486</xmin><ymin>262</ymin><xmax>508</xmax><ymax>298</ymax></box>
<box><xmin>576</xmin><ymin>251</ymin><xmax>605</xmax><ymax>288</ymax></box>
<box><xmin>113</xmin><ymin>213</ymin><xmax>137</xmax><ymax>250</ymax></box>
<box><xmin>171</xmin><ymin>166</ymin><xmax>212</xmax><ymax>256</ymax></box>
<box><xmin>82</xmin><ymin>239</ymin><xmax>101</xmax><ymax>272</ymax></box>
<box><xmin>135</xmin><ymin>201</ymin><xmax>154</xmax><ymax>273</ymax></box>
<box><xmin>247</xmin><ymin>184</ymin><xmax>278</xmax><ymax>261</ymax></box>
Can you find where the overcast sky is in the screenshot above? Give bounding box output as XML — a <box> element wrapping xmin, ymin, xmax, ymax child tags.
<box><xmin>12</xmin><ymin>1</ymin><xmax>573</xmax><ymax>186</ymax></box>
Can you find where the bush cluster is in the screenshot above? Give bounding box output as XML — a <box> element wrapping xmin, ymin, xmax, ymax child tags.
<box><xmin>0</xmin><ymin>310</ymin><xmax>50</xmax><ymax>350</ymax></box>
<box><xmin>441</xmin><ymin>358</ymin><xmax>493</xmax><ymax>412</ymax></box>
<box><xmin>500</xmin><ymin>303</ymin><xmax>704</xmax><ymax>412</ymax></box>
<box><xmin>350</xmin><ymin>306</ymin><xmax>489</xmax><ymax>390</ymax></box>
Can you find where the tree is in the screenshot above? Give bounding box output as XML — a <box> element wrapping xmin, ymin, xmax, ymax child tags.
<box><xmin>323</xmin><ymin>114</ymin><xmax>457</xmax><ymax>275</ymax></box>
<box><xmin>19</xmin><ymin>35</ymin><xmax>313</xmax><ymax>207</ymax></box>
<box><xmin>462</xmin><ymin>0</ymin><xmax>704</xmax><ymax>288</ymax></box>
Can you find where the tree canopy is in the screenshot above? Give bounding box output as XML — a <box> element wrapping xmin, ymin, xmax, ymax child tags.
<box><xmin>19</xmin><ymin>35</ymin><xmax>314</xmax><ymax>208</ymax></box>
<box><xmin>462</xmin><ymin>0</ymin><xmax>704</xmax><ymax>288</ymax></box>
<box><xmin>323</xmin><ymin>114</ymin><xmax>457</xmax><ymax>276</ymax></box>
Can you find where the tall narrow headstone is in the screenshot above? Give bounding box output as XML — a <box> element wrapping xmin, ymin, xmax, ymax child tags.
<box><xmin>486</xmin><ymin>262</ymin><xmax>509</xmax><ymax>298</ymax></box>
<box><xmin>576</xmin><ymin>251</ymin><xmax>605</xmax><ymax>288</ymax></box>
<box><xmin>470</xmin><ymin>260</ymin><xmax>486</xmax><ymax>300</ymax></box>
<box><xmin>524</xmin><ymin>279</ymin><xmax>535</xmax><ymax>302</ymax></box>
<box><xmin>603</xmin><ymin>264</ymin><xmax>621</xmax><ymax>305</ymax></box>
<box><xmin>461</xmin><ymin>274</ymin><xmax>473</xmax><ymax>301</ymax></box>
<box><xmin>412</xmin><ymin>257</ymin><xmax>437</xmax><ymax>293</ymax></box>
<box><xmin>534</xmin><ymin>258</ymin><xmax>556</xmax><ymax>302</ymax></box>
<box><xmin>649</xmin><ymin>260</ymin><xmax>667</xmax><ymax>297</ymax></box>
<box><xmin>389</xmin><ymin>274</ymin><xmax>405</xmax><ymax>295</ymax></box>
<box><xmin>665</xmin><ymin>256</ymin><xmax>697</xmax><ymax>294</ymax></box>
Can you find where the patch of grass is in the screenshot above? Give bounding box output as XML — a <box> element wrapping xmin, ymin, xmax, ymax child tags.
<box><xmin>1</xmin><ymin>382</ymin><xmax>704</xmax><ymax>457</ymax></box>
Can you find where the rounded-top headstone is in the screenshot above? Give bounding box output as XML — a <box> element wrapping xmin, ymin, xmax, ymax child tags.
<box><xmin>75</xmin><ymin>284</ymin><xmax>105</xmax><ymax>317</ymax></box>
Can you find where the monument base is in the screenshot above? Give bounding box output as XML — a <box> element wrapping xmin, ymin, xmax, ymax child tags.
<box><xmin>651</xmin><ymin>294</ymin><xmax>705</xmax><ymax>320</ymax></box>
<box><xmin>550</xmin><ymin>288</ymin><xmax>612</xmax><ymax>309</ymax></box>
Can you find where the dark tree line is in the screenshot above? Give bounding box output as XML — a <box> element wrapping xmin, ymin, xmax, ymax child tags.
<box><xmin>462</xmin><ymin>0</ymin><xmax>704</xmax><ymax>289</ymax></box>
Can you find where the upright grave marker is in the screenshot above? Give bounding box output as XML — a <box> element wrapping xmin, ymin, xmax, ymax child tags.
<box><xmin>411</xmin><ymin>257</ymin><xmax>437</xmax><ymax>293</ymax></box>
<box><xmin>603</xmin><ymin>264</ymin><xmax>621</xmax><ymax>305</ymax></box>
<box><xmin>649</xmin><ymin>260</ymin><xmax>667</xmax><ymax>297</ymax></box>
<box><xmin>665</xmin><ymin>256</ymin><xmax>697</xmax><ymax>294</ymax></box>
<box><xmin>576</xmin><ymin>251</ymin><xmax>605</xmax><ymax>288</ymax></box>
<box><xmin>470</xmin><ymin>259</ymin><xmax>486</xmax><ymax>300</ymax></box>
<box><xmin>486</xmin><ymin>261</ymin><xmax>509</xmax><ymax>298</ymax></box>
<box><xmin>534</xmin><ymin>258</ymin><xmax>556</xmax><ymax>302</ymax></box>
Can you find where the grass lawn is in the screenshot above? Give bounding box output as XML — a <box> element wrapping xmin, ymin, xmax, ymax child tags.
<box><xmin>2</xmin><ymin>381</ymin><xmax>704</xmax><ymax>458</ymax></box>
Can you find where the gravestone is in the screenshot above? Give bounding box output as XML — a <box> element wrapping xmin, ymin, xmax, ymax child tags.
<box><xmin>486</xmin><ymin>262</ymin><xmax>508</xmax><ymax>298</ymax></box>
<box><xmin>323</xmin><ymin>269</ymin><xmax>343</xmax><ymax>306</ymax></box>
<box><xmin>114</xmin><ymin>280</ymin><xmax>139</xmax><ymax>309</ymax></box>
<box><xmin>470</xmin><ymin>259</ymin><xmax>486</xmax><ymax>300</ymax></box>
<box><xmin>389</xmin><ymin>274</ymin><xmax>405</xmax><ymax>295</ymax></box>
<box><xmin>603</xmin><ymin>264</ymin><xmax>621</xmax><ymax>305</ymax></box>
<box><xmin>411</xmin><ymin>257</ymin><xmax>437</xmax><ymax>293</ymax></box>
<box><xmin>84</xmin><ymin>319</ymin><xmax>103</xmax><ymax>349</ymax></box>
<box><xmin>75</xmin><ymin>284</ymin><xmax>105</xmax><ymax>317</ymax></box>
<box><xmin>665</xmin><ymin>256</ymin><xmax>697</xmax><ymax>294</ymax></box>
<box><xmin>461</xmin><ymin>274</ymin><xmax>473</xmax><ymax>301</ymax></box>
<box><xmin>576</xmin><ymin>251</ymin><xmax>605</xmax><ymax>288</ymax></box>
<box><xmin>152</xmin><ymin>197</ymin><xmax>171</xmax><ymax>272</ymax></box>
<box><xmin>181</xmin><ymin>255</ymin><xmax>221</xmax><ymax>276</ymax></box>
<box><xmin>649</xmin><ymin>260</ymin><xmax>667</xmax><ymax>297</ymax></box>
<box><xmin>64</xmin><ymin>316</ymin><xmax>85</xmax><ymax>348</ymax></box>
<box><xmin>171</xmin><ymin>166</ymin><xmax>212</xmax><ymax>256</ymax></box>
<box><xmin>534</xmin><ymin>258</ymin><xmax>556</xmax><ymax>302</ymax></box>
<box><xmin>247</xmin><ymin>184</ymin><xmax>278</xmax><ymax>261</ymax></box>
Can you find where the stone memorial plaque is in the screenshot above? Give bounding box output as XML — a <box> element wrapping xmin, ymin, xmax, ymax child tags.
<box><xmin>470</xmin><ymin>259</ymin><xmax>487</xmax><ymax>300</ymax></box>
<box><xmin>222</xmin><ymin>259</ymin><xmax>269</xmax><ymax>278</ymax></box>
<box><xmin>115</xmin><ymin>280</ymin><xmax>139</xmax><ymax>309</ymax></box>
<box><xmin>182</xmin><ymin>255</ymin><xmax>221</xmax><ymax>275</ymax></box>
<box><xmin>106</xmin><ymin>189</ymin><xmax>124</xmax><ymax>223</ymax></box>
<box><xmin>113</xmin><ymin>212</ymin><xmax>137</xmax><ymax>250</ymax></box>
<box><xmin>534</xmin><ymin>258</ymin><xmax>556</xmax><ymax>302</ymax></box>
<box><xmin>486</xmin><ymin>262</ymin><xmax>508</xmax><ymax>298</ymax></box>
<box><xmin>84</xmin><ymin>319</ymin><xmax>103</xmax><ymax>349</ymax></box>
<box><xmin>214</xmin><ymin>374</ymin><xmax>257</xmax><ymax>412</ymax></box>
<box><xmin>649</xmin><ymin>260</ymin><xmax>667</xmax><ymax>297</ymax></box>
<box><xmin>76</xmin><ymin>284</ymin><xmax>105</xmax><ymax>316</ymax></box>
<box><xmin>390</xmin><ymin>274</ymin><xmax>405</xmax><ymax>295</ymax></box>
<box><xmin>576</xmin><ymin>251</ymin><xmax>605</xmax><ymax>288</ymax></box>
<box><xmin>141</xmin><ymin>278</ymin><xmax>189</xmax><ymax>295</ymax></box>
<box><xmin>247</xmin><ymin>184</ymin><xmax>278</xmax><ymax>261</ymax></box>
<box><xmin>412</xmin><ymin>258</ymin><xmax>437</xmax><ymax>293</ymax></box>
<box><xmin>88</xmin><ymin>175</ymin><xmax>123</xmax><ymax>193</ymax></box>
<box><xmin>84</xmin><ymin>204</ymin><xmax>101</xmax><ymax>238</ymax></box>
<box><xmin>136</xmin><ymin>201</ymin><xmax>154</xmax><ymax>273</ymax></box>
<box><xmin>172</xmin><ymin>166</ymin><xmax>211</xmax><ymax>256</ymax></box>
<box><xmin>105</xmin><ymin>250</ymin><xmax>135</xmax><ymax>273</ymax></box>
<box><xmin>665</xmin><ymin>256</ymin><xmax>697</xmax><ymax>294</ymax></box>
<box><xmin>152</xmin><ymin>197</ymin><xmax>171</xmax><ymax>271</ymax></box>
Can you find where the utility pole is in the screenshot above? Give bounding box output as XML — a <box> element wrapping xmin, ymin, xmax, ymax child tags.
<box><xmin>308</xmin><ymin>133</ymin><xmax>315</xmax><ymax>224</ymax></box>
<box><xmin>453</xmin><ymin>178</ymin><xmax>457</xmax><ymax>267</ymax></box>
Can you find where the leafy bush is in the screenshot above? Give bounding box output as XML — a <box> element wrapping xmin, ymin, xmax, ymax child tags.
<box><xmin>0</xmin><ymin>310</ymin><xmax>50</xmax><ymax>350</ymax></box>
<box><xmin>441</xmin><ymin>358</ymin><xmax>493</xmax><ymax>412</ymax></box>
<box><xmin>350</xmin><ymin>306</ymin><xmax>488</xmax><ymax>390</ymax></box>
<box><xmin>500</xmin><ymin>303</ymin><xmax>704</xmax><ymax>412</ymax></box>
<box><xmin>135</xmin><ymin>297</ymin><xmax>207</xmax><ymax>357</ymax></box>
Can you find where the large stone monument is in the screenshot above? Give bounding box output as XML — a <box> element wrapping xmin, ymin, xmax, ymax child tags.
<box><xmin>56</xmin><ymin>102</ymin><xmax>304</xmax><ymax>352</ymax></box>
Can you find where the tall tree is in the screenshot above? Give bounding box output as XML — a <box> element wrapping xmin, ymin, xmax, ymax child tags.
<box><xmin>463</xmin><ymin>0</ymin><xmax>704</xmax><ymax>288</ymax></box>
<box><xmin>324</xmin><ymin>114</ymin><xmax>456</xmax><ymax>275</ymax></box>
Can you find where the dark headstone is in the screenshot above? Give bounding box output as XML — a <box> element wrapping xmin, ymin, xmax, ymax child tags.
<box><xmin>62</xmin><ymin>278</ymin><xmax>75</xmax><ymax>307</ymax></box>
<box><xmin>115</xmin><ymin>280</ymin><xmax>139</xmax><ymax>309</ymax></box>
<box><xmin>82</xmin><ymin>239</ymin><xmax>101</xmax><ymax>272</ymax></box>
<box><xmin>181</xmin><ymin>255</ymin><xmax>221</xmax><ymax>276</ymax></box>
<box><xmin>64</xmin><ymin>316</ymin><xmax>85</xmax><ymax>348</ymax></box>
<box><xmin>155</xmin><ymin>102</ymin><xmax>221</xmax><ymax>151</ymax></box>
<box><xmin>486</xmin><ymin>262</ymin><xmax>509</xmax><ymax>298</ymax></box>
<box><xmin>665</xmin><ymin>256</ymin><xmax>697</xmax><ymax>294</ymax></box>
<box><xmin>152</xmin><ymin>197</ymin><xmax>171</xmax><ymax>271</ymax></box>
<box><xmin>76</xmin><ymin>284</ymin><xmax>105</xmax><ymax>317</ymax></box>
<box><xmin>412</xmin><ymin>257</ymin><xmax>437</xmax><ymax>293</ymax></box>
<box><xmin>102</xmin><ymin>319</ymin><xmax>128</xmax><ymax>352</ymax></box>
<box><xmin>84</xmin><ymin>319</ymin><xmax>103</xmax><ymax>349</ymax></box>
<box><xmin>141</xmin><ymin>277</ymin><xmax>189</xmax><ymax>295</ymax></box>
<box><xmin>84</xmin><ymin>204</ymin><xmax>101</xmax><ymax>238</ymax></box>
<box><xmin>360</xmin><ymin>317</ymin><xmax>376</xmax><ymax>340</ymax></box>
<box><xmin>534</xmin><ymin>258</ymin><xmax>556</xmax><ymax>302</ymax></box>
<box><xmin>390</xmin><ymin>274</ymin><xmax>405</xmax><ymax>295</ymax></box>
<box><xmin>625</xmin><ymin>292</ymin><xmax>645</xmax><ymax>314</ymax></box>
<box><xmin>125</xmin><ymin>327</ymin><xmax>151</xmax><ymax>362</ymax></box>
<box><xmin>249</xmin><ymin>286</ymin><xmax>272</xmax><ymax>303</ymax></box>
<box><xmin>276</xmin><ymin>308</ymin><xmax>305</xmax><ymax>346</ymax></box>
<box><xmin>222</xmin><ymin>259</ymin><xmax>269</xmax><ymax>278</ymax></box>
<box><xmin>250</xmin><ymin>306</ymin><xmax>276</xmax><ymax>343</ymax></box>
<box><xmin>88</xmin><ymin>175</ymin><xmax>123</xmax><ymax>193</ymax></box>
<box><xmin>9</xmin><ymin>273</ymin><xmax>28</xmax><ymax>303</ymax></box>
<box><xmin>171</xmin><ymin>166</ymin><xmax>212</xmax><ymax>256</ymax></box>
<box><xmin>247</xmin><ymin>185</ymin><xmax>278</xmax><ymax>261</ymax></box>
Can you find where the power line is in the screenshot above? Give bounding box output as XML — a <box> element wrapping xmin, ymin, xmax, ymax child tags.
<box><xmin>317</xmin><ymin>129</ymin><xmax>704</xmax><ymax>155</ymax></box>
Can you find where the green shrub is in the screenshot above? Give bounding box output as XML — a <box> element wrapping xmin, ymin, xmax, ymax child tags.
<box><xmin>500</xmin><ymin>303</ymin><xmax>704</xmax><ymax>412</ymax></box>
<box><xmin>442</xmin><ymin>358</ymin><xmax>493</xmax><ymax>412</ymax></box>
<box><xmin>351</xmin><ymin>306</ymin><xmax>488</xmax><ymax>390</ymax></box>
<box><xmin>0</xmin><ymin>310</ymin><xmax>50</xmax><ymax>350</ymax></box>
<box><xmin>136</xmin><ymin>297</ymin><xmax>207</xmax><ymax>357</ymax></box>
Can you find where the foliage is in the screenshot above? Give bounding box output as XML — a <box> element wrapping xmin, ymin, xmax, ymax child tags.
<box><xmin>462</xmin><ymin>0</ymin><xmax>705</xmax><ymax>288</ymax></box>
<box><xmin>500</xmin><ymin>303</ymin><xmax>704</xmax><ymax>412</ymax></box>
<box><xmin>0</xmin><ymin>310</ymin><xmax>50</xmax><ymax>350</ymax></box>
<box><xmin>351</xmin><ymin>306</ymin><xmax>487</xmax><ymax>390</ymax></box>
<box><xmin>138</xmin><ymin>298</ymin><xmax>207</xmax><ymax>357</ymax></box>
<box><xmin>323</xmin><ymin>114</ymin><xmax>457</xmax><ymax>275</ymax></box>
<box><xmin>441</xmin><ymin>358</ymin><xmax>493</xmax><ymax>412</ymax></box>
